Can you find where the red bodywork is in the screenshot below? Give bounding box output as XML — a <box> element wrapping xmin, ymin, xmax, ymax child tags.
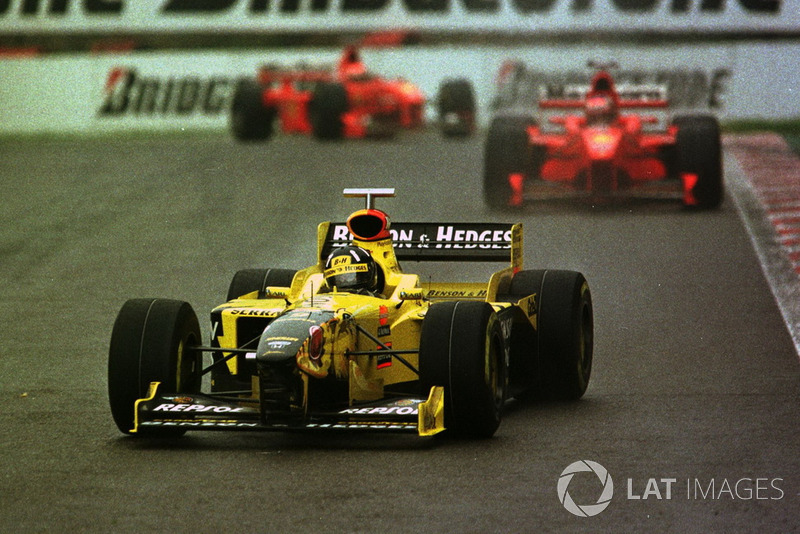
<box><xmin>256</xmin><ymin>47</ymin><xmax>425</xmax><ymax>138</ymax></box>
<box><xmin>521</xmin><ymin>69</ymin><xmax>692</xmax><ymax>203</ymax></box>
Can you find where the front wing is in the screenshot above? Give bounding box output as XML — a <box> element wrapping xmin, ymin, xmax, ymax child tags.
<box><xmin>132</xmin><ymin>382</ymin><xmax>445</xmax><ymax>437</ymax></box>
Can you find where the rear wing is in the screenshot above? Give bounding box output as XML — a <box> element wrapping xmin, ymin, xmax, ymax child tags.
<box><xmin>319</xmin><ymin>221</ymin><xmax>523</xmax><ymax>266</ymax></box>
<box><xmin>539</xmin><ymin>84</ymin><xmax>669</xmax><ymax>109</ymax></box>
<box><xmin>256</xmin><ymin>65</ymin><xmax>333</xmax><ymax>85</ymax></box>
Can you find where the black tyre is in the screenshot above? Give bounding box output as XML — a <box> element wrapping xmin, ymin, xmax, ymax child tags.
<box><xmin>226</xmin><ymin>268</ymin><xmax>297</xmax><ymax>301</ymax></box>
<box><xmin>230</xmin><ymin>79</ymin><xmax>276</xmax><ymax>142</ymax></box>
<box><xmin>310</xmin><ymin>82</ymin><xmax>348</xmax><ymax>140</ymax></box>
<box><xmin>674</xmin><ymin>114</ymin><xmax>723</xmax><ymax>209</ymax></box>
<box><xmin>483</xmin><ymin>114</ymin><xmax>535</xmax><ymax>210</ymax></box>
<box><xmin>536</xmin><ymin>271</ymin><xmax>593</xmax><ymax>400</ymax></box>
<box><xmin>419</xmin><ymin>301</ymin><xmax>507</xmax><ymax>438</ymax></box>
<box><xmin>108</xmin><ymin>299</ymin><xmax>202</xmax><ymax>436</ymax></box>
<box><xmin>499</xmin><ymin>269</ymin><xmax>547</xmax><ymax>397</ymax></box>
<box><xmin>438</xmin><ymin>78</ymin><xmax>476</xmax><ymax>138</ymax></box>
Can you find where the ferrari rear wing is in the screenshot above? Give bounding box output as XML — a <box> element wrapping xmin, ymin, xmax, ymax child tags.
<box><xmin>539</xmin><ymin>84</ymin><xmax>669</xmax><ymax>109</ymax></box>
<box><xmin>319</xmin><ymin>221</ymin><xmax>523</xmax><ymax>266</ymax></box>
<box><xmin>256</xmin><ymin>65</ymin><xmax>333</xmax><ymax>84</ymax></box>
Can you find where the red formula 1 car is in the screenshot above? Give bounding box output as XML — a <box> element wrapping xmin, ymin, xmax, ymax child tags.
<box><xmin>484</xmin><ymin>62</ymin><xmax>723</xmax><ymax>210</ymax></box>
<box><xmin>231</xmin><ymin>46</ymin><xmax>475</xmax><ymax>141</ymax></box>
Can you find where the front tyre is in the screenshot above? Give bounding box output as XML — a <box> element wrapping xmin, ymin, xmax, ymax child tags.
<box><xmin>437</xmin><ymin>78</ymin><xmax>476</xmax><ymax>138</ymax></box>
<box><xmin>484</xmin><ymin>114</ymin><xmax>534</xmax><ymax>210</ymax></box>
<box><xmin>108</xmin><ymin>299</ymin><xmax>202</xmax><ymax>437</ymax></box>
<box><xmin>419</xmin><ymin>301</ymin><xmax>507</xmax><ymax>438</ymax></box>
<box><xmin>675</xmin><ymin>114</ymin><xmax>723</xmax><ymax>209</ymax></box>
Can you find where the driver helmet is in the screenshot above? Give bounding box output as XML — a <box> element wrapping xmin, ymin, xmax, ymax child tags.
<box><xmin>324</xmin><ymin>246</ymin><xmax>379</xmax><ymax>293</ymax></box>
<box><xmin>585</xmin><ymin>94</ymin><xmax>617</xmax><ymax>124</ymax></box>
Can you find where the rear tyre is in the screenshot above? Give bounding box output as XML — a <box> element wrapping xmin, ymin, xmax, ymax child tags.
<box><xmin>537</xmin><ymin>271</ymin><xmax>593</xmax><ymax>400</ymax></box>
<box><xmin>499</xmin><ymin>269</ymin><xmax>547</xmax><ymax>397</ymax></box>
<box><xmin>226</xmin><ymin>268</ymin><xmax>297</xmax><ymax>301</ymax></box>
<box><xmin>310</xmin><ymin>82</ymin><xmax>348</xmax><ymax>140</ymax></box>
<box><xmin>484</xmin><ymin>114</ymin><xmax>535</xmax><ymax>210</ymax></box>
<box><xmin>108</xmin><ymin>299</ymin><xmax>202</xmax><ymax>437</ymax></box>
<box><xmin>438</xmin><ymin>78</ymin><xmax>476</xmax><ymax>138</ymax></box>
<box><xmin>675</xmin><ymin>114</ymin><xmax>723</xmax><ymax>209</ymax></box>
<box><xmin>230</xmin><ymin>80</ymin><xmax>275</xmax><ymax>142</ymax></box>
<box><xmin>419</xmin><ymin>301</ymin><xmax>506</xmax><ymax>438</ymax></box>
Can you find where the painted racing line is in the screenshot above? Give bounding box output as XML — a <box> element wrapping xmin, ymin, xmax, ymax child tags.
<box><xmin>726</xmin><ymin>133</ymin><xmax>800</xmax><ymax>358</ymax></box>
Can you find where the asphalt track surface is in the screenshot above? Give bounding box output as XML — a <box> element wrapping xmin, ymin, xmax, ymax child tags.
<box><xmin>2</xmin><ymin>130</ymin><xmax>799</xmax><ymax>533</ymax></box>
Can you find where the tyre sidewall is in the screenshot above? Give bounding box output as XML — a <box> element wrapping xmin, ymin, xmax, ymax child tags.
<box><xmin>675</xmin><ymin>114</ymin><xmax>723</xmax><ymax>209</ymax></box>
<box><xmin>108</xmin><ymin>299</ymin><xmax>202</xmax><ymax>436</ymax></box>
<box><xmin>420</xmin><ymin>301</ymin><xmax>506</xmax><ymax>437</ymax></box>
<box><xmin>484</xmin><ymin>114</ymin><xmax>534</xmax><ymax>210</ymax></box>
<box><xmin>537</xmin><ymin>271</ymin><xmax>593</xmax><ymax>400</ymax></box>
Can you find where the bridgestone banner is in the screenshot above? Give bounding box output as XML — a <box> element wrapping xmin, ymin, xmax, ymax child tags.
<box><xmin>0</xmin><ymin>43</ymin><xmax>797</xmax><ymax>135</ymax></box>
<box><xmin>0</xmin><ymin>0</ymin><xmax>797</xmax><ymax>34</ymax></box>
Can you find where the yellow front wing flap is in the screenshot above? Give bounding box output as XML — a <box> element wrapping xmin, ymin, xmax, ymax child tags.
<box><xmin>418</xmin><ymin>386</ymin><xmax>445</xmax><ymax>436</ymax></box>
<box><xmin>131</xmin><ymin>381</ymin><xmax>161</xmax><ymax>433</ymax></box>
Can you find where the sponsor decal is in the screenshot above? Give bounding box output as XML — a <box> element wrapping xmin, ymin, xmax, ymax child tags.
<box><xmin>324</xmin><ymin>263</ymin><xmax>369</xmax><ymax>278</ymax></box>
<box><xmin>152</xmin><ymin>403</ymin><xmax>246</xmax><ymax>413</ymax></box>
<box><xmin>266</xmin><ymin>339</ymin><xmax>293</xmax><ymax>349</ymax></box>
<box><xmin>142</xmin><ymin>421</ymin><xmax>259</xmax><ymax>428</ymax></box>
<box><xmin>210</xmin><ymin>320</ymin><xmax>222</xmax><ymax>341</ymax></box>
<box><xmin>164</xmin><ymin>396</ymin><xmax>194</xmax><ymax>404</ymax></box>
<box><xmin>339</xmin><ymin>405</ymin><xmax>418</xmax><ymax>415</ymax></box>
<box><xmin>330</xmin><ymin>223</ymin><xmax>512</xmax><ymax>250</ymax></box>
<box><xmin>427</xmin><ymin>289</ymin><xmax>488</xmax><ymax>298</ymax></box>
<box><xmin>306</xmin><ymin>422</ymin><xmax>416</xmax><ymax>430</ymax></box>
<box><xmin>376</xmin><ymin>341</ymin><xmax>392</xmax><ymax>368</ymax></box>
<box><xmin>228</xmin><ymin>308</ymin><xmax>280</xmax><ymax>317</ymax></box>
<box><xmin>523</xmin><ymin>294</ymin><xmax>537</xmax><ymax>318</ymax></box>
<box><xmin>499</xmin><ymin>317</ymin><xmax>513</xmax><ymax>340</ymax></box>
<box><xmin>99</xmin><ymin>67</ymin><xmax>237</xmax><ymax>118</ymax></box>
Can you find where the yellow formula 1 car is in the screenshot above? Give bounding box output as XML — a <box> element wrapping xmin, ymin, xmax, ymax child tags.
<box><xmin>108</xmin><ymin>189</ymin><xmax>593</xmax><ymax>438</ymax></box>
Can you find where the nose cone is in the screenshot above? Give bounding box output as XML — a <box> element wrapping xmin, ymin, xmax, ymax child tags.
<box><xmin>257</xmin><ymin>309</ymin><xmax>334</xmax><ymax>364</ymax></box>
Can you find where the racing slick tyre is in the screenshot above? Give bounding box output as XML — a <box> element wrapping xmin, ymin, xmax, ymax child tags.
<box><xmin>419</xmin><ymin>301</ymin><xmax>507</xmax><ymax>438</ymax></box>
<box><xmin>230</xmin><ymin>80</ymin><xmax>276</xmax><ymax>142</ymax></box>
<box><xmin>226</xmin><ymin>268</ymin><xmax>297</xmax><ymax>301</ymax></box>
<box><xmin>497</xmin><ymin>269</ymin><xmax>547</xmax><ymax>397</ymax></box>
<box><xmin>674</xmin><ymin>114</ymin><xmax>723</xmax><ymax>209</ymax></box>
<box><xmin>534</xmin><ymin>270</ymin><xmax>593</xmax><ymax>401</ymax></box>
<box><xmin>310</xmin><ymin>82</ymin><xmax>348</xmax><ymax>140</ymax></box>
<box><xmin>437</xmin><ymin>78</ymin><xmax>476</xmax><ymax>138</ymax></box>
<box><xmin>483</xmin><ymin>114</ymin><xmax>536</xmax><ymax>211</ymax></box>
<box><xmin>108</xmin><ymin>299</ymin><xmax>202</xmax><ymax>437</ymax></box>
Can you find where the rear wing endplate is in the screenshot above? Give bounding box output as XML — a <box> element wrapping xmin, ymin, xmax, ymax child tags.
<box><xmin>319</xmin><ymin>221</ymin><xmax>523</xmax><ymax>266</ymax></box>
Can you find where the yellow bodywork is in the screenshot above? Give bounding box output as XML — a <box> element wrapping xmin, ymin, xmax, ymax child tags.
<box><xmin>206</xmin><ymin>220</ymin><xmax>535</xmax><ymax>436</ymax></box>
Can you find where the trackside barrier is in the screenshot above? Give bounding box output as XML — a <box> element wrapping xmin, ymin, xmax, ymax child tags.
<box><xmin>0</xmin><ymin>43</ymin><xmax>798</xmax><ymax>135</ymax></box>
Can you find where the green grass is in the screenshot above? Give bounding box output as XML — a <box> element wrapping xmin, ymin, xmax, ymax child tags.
<box><xmin>723</xmin><ymin>119</ymin><xmax>800</xmax><ymax>157</ymax></box>
<box><xmin>722</xmin><ymin>118</ymin><xmax>800</xmax><ymax>135</ymax></box>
